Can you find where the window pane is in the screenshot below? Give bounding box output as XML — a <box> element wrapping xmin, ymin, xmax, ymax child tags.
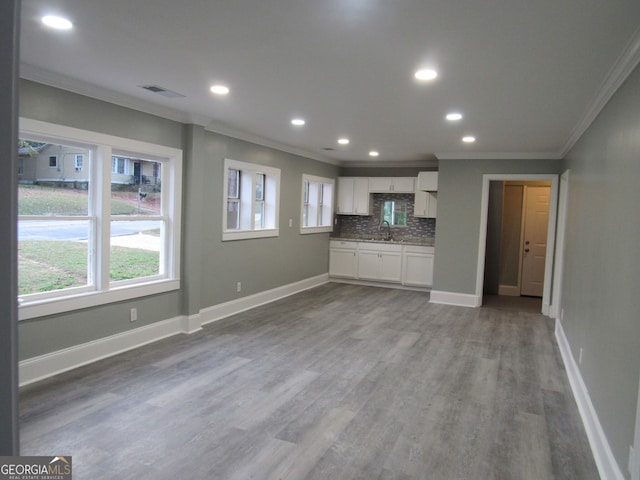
<box><xmin>255</xmin><ymin>173</ymin><xmax>265</xmax><ymax>201</ymax></box>
<box><xmin>228</xmin><ymin>169</ymin><xmax>240</xmax><ymax>198</ymax></box>
<box><xmin>18</xmin><ymin>219</ymin><xmax>90</xmax><ymax>294</ymax></box>
<box><xmin>17</xmin><ymin>140</ymin><xmax>90</xmax><ymax>216</ymax></box>
<box><xmin>111</xmin><ymin>158</ymin><xmax>161</xmax><ymax>216</ymax></box>
<box><xmin>227</xmin><ymin>200</ymin><xmax>240</xmax><ymax>230</ymax></box>
<box><xmin>110</xmin><ymin>220</ymin><xmax>161</xmax><ymax>281</ymax></box>
<box><xmin>255</xmin><ymin>202</ymin><xmax>265</xmax><ymax>228</ymax></box>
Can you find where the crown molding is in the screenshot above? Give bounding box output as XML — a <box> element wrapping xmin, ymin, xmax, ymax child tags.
<box><xmin>203</xmin><ymin>120</ymin><xmax>338</xmax><ymax>166</ymax></box>
<box><xmin>434</xmin><ymin>151</ymin><xmax>562</xmax><ymax>161</ymax></box>
<box><xmin>560</xmin><ymin>25</ymin><xmax>640</xmax><ymax>157</ymax></box>
<box><xmin>338</xmin><ymin>158</ymin><xmax>439</xmax><ymax>168</ymax></box>
<box><xmin>20</xmin><ymin>63</ymin><xmax>212</xmax><ymax>127</ymax></box>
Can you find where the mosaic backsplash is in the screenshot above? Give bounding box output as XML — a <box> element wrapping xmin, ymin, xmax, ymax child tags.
<box><xmin>333</xmin><ymin>193</ymin><xmax>436</xmax><ymax>242</ymax></box>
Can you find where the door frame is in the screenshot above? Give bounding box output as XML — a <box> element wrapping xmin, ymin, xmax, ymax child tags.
<box><xmin>476</xmin><ymin>174</ymin><xmax>559</xmax><ymax>315</ymax></box>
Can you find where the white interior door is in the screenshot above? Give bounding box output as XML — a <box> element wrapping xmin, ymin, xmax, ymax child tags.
<box><xmin>520</xmin><ymin>186</ymin><xmax>550</xmax><ymax>297</ymax></box>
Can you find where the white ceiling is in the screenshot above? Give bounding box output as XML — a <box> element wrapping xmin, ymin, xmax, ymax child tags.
<box><xmin>19</xmin><ymin>0</ymin><xmax>640</xmax><ymax>165</ymax></box>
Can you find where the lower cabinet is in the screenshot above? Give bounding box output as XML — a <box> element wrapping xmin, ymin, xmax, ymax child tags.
<box><xmin>402</xmin><ymin>245</ymin><xmax>434</xmax><ymax>287</ymax></box>
<box><xmin>330</xmin><ymin>241</ymin><xmax>434</xmax><ymax>288</ymax></box>
<box><xmin>357</xmin><ymin>244</ymin><xmax>403</xmax><ymax>283</ymax></box>
<box><xmin>329</xmin><ymin>241</ymin><xmax>358</xmax><ymax>278</ymax></box>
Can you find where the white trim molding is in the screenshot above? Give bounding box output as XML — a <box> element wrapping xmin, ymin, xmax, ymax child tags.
<box><xmin>555</xmin><ymin>319</ymin><xmax>625</xmax><ymax>480</ymax></box>
<box><xmin>200</xmin><ymin>274</ymin><xmax>329</xmax><ymax>326</ymax></box>
<box><xmin>429</xmin><ymin>290</ymin><xmax>481</xmax><ymax>308</ymax></box>
<box><xmin>19</xmin><ymin>274</ymin><xmax>329</xmax><ymax>386</ymax></box>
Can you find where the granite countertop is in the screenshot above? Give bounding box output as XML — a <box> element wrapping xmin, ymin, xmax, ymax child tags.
<box><xmin>330</xmin><ymin>235</ymin><xmax>435</xmax><ymax>247</ymax></box>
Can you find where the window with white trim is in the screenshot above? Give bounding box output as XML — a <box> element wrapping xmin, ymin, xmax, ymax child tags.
<box><xmin>18</xmin><ymin>118</ymin><xmax>182</xmax><ymax>320</ymax></box>
<box><xmin>48</xmin><ymin>155</ymin><xmax>58</xmax><ymax>168</ymax></box>
<box><xmin>75</xmin><ymin>154</ymin><xmax>84</xmax><ymax>172</ymax></box>
<box><xmin>300</xmin><ymin>174</ymin><xmax>334</xmax><ymax>234</ymax></box>
<box><xmin>222</xmin><ymin>158</ymin><xmax>280</xmax><ymax>241</ymax></box>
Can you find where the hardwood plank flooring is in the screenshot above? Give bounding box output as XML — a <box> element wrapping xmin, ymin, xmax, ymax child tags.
<box><xmin>20</xmin><ymin>283</ymin><xmax>599</xmax><ymax>479</ymax></box>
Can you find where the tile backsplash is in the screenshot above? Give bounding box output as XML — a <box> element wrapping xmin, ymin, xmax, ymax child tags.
<box><xmin>333</xmin><ymin>193</ymin><xmax>436</xmax><ymax>241</ymax></box>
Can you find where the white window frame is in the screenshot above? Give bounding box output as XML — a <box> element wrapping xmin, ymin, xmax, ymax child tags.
<box><xmin>300</xmin><ymin>174</ymin><xmax>334</xmax><ymax>234</ymax></box>
<box><xmin>222</xmin><ymin>158</ymin><xmax>280</xmax><ymax>241</ymax></box>
<box><xmin>75</xmin><ymin>154</ymin><xmax>84</xmax><ymax>172</ymax></box>
<box><xmin>18</xmin><ymin>118</ymin><xmax>183</xmax><ymax>321</ymax></box>
<box><xmin>48</xmin><ymin>155</ymin><xmax>58</xmax><ymax>168</ymax></box>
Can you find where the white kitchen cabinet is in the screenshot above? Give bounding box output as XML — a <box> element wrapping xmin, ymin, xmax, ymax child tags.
<box><xmin>337</xmin><ymin>177</ymin><xmax>371</xmax><ymax>215</ymax></box>
<box><xmin>357</xmin><ymin>243</ymin><xmax>403</xmax><ymax>283</ymax></box>
<box><xmin>329</xmin><ymin>241</ymin><xmax>358</xmax><ymax>278</ymax></box>
<box><xmin>413</xmin><ymin>190</ymin><xmax>437</xmax><ymax>218</ymax></box>
<box><xmin>417</xmin><ymin>171</ymin><xmax>438</xmax><ymax>191</ymax></box>
<box><xmin>402</xmin><ymin>245</ymin><xmax>435</xmax><ymax>287</ymax></box>
<box><xmin>368</xmin><ymin>177</ymin><xmax>415</xmax><ymax>193</ymax></box>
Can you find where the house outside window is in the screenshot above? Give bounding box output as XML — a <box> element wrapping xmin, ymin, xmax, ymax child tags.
<box><xmin>75</xmin><ymin>154</ymin><xmax>84</xmax><ymax>172</ymax></box>
<box><xmin>300</xmin><ymin>174</ymin><xmax>334</xmax><ymax>234</ymax></box>
<box><xmin>18</xmin><ymin>158</ymin><xmax>25</xmax><ymax>176</ymax></box>
<box><xmin>48</xmin><ymin>155</ymin><xmax>57</xmax><ymax>168</ymax></box>
<box><xmin>222</xmin><ymin>158</ymin><xmax>280</xmax><ymax>241</ymax></box>
<box><xmin>18</xmin><ymin>118</ymin><xmax>182</xmax><ymax>321</ymax></box>
<box><xmin>112</xmin><ymin>157</ymin><xmax>127</xmax><ymax>175</ymax></box>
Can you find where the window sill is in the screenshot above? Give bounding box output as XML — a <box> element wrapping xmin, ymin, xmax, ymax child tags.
<box><xmin>18</xmin><ymin>279</ymin><xmax>180</xmax><ymax>321</ymax></box>
<box><xmin>300</xmin><ymin>226</ymin><xmax>334</xmax><ymax>234</ymax></box>
<box><xmin>222</xmin><ymin>228</ymin><xmax>279</xmax><ymax>241</ymax></box>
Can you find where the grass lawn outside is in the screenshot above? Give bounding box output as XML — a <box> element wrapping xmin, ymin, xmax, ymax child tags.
<box><xmin>19</xmin><ymin>240</ymin><xmax>160</xmax><ymax>295</ymax></box>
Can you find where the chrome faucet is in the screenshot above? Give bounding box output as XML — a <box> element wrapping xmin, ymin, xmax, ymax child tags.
<box><xmin>381</xmin><ymin>220</ymin><xmax>392</xmax><ymax>241</ymax></box>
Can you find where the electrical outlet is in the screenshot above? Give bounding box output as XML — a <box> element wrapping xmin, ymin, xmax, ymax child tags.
<box><xmin>130</xmin><ymin>307</ymin><xmax>138</xmax><ymax>322</ymax></box>
<box><xmin>289</xmin><ymin>218</ymin><xmax>293</xmax><ymax>227</ymax></box>
<box><xmin>236</xmin><ymin>281</ymin><xmax>242</xmax><ymax>293</ymax></box>
<box><xmin>579</xmin><ymin>348</ymin><xmax>583</xmax><ymax>365</ymax></box>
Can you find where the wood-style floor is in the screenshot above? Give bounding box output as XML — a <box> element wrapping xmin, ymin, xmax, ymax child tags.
<box><xmin>20</xmin><ymin>283</ymin><xmax>599</xmax><ymax>479</ymax></box>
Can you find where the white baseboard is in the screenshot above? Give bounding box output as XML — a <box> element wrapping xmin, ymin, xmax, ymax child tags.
<box><xmin>200</xmin><ymin>274</ymin><xmax>329</xmax><ymax>326</ymax></box>
<box><xmin>19</xmin><ymin>274</ymin><xmax>330</xmax><ymax>386</ymax></box>
<box><xmin>555</xmin><ymin>318</ymin><xmax>625</xmax><ymax>480</ymax></box>
<box><xmin>19</xmin><ymin>315</ymin><xmax>188</xmax><ymax>386</ymax></box>
<box><xmin>329</xmin><ymin>277</ymin><xmax>430</xmax><ymax>292</ymax></box>
<box><xmin>429</xmin><ymin>290</ymin><xmax>481</xmax><ymax>308</ymax></box>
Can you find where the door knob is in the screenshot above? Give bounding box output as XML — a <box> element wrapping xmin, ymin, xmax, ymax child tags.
<box><xmin>524</xmin><ymin>248</ymin><xmax>530</xmax><ymax>253</ymax></box>
<box><xmin>525</xmin><ymin>240</ymin><xmax>530</xmax><ymax>245</ymax></box>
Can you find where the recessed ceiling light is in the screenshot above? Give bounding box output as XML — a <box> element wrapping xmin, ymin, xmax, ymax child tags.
<box><xmin>41</xmin><ymin>15</ymin><xmax>73</xmax><ymax>30</ymax></box>
<box><xmin>369</xmin><ymin>151</ymin><xmax>379</xmax><ymax>157</ymax></box>
<box><xmin>462</xmin><ymin>136</ymin><xmax>476</xmax><ymax>143</ymax></box>
<box><xmin>291</xmin><ymin>118</ymin><xmax>305</xmax><ymax>126</ymax></box>
<box><xmin>210</xmin><ymin>84</ymin><xmax>230</xmax><ymax>95</ymax></box>
<box><xmin>338</xmin><ymin>138</ymin><xmax>350</xmax><ymax>145</ymax></box>
<box><xmin>446</xmin><ymin>112</ymin><xmax>463</xmax><ymax>121</ymax></box>
<box><xmin>414</xmin><ymin>69</ymin><xmax>438</xmax><ymax>81</ymax></box>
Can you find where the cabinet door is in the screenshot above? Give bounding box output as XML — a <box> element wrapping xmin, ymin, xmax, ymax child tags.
<box><xmin>426</xmin><ymin>192</ymin><xmax>437</xmax><ymax>218</ymax></box>
<box><xmin>392</xmin><ymin>177</ymin><xmax>415</xmax><ymax>193</ymax></box>
<box><xmin>379</xmin><ymin>252</ymin><xmax>403</xmax><ymax>282</ymax></box>
<box><xmin>402</xmin><ymin>253</ymin><xmax>434</xmax><ymax>286</ymax></box>
<box><xmin>368</xmin><ymin>177</ymin><xmax>391</xmax><ymax>193</ymax></box>
<box><xmin>353</xmin><ymin>178</ymin><xmax>370</xmax><ymax>215</ymax></box>
<box><xmin>337</xmin><ymin>177</ymin><xmax>355</xmax><ymax>214</ymax></box>
<box><xmin>414</xmin><ymin>190</ymin><xmax>428</xmax><ymax>217</ymax></box>
<box><xmin>357</xmin><ymin>250</ymin><xmax>380</xmax><ymax>280</ymax></box>
<box><xmin>417</xmin><ymin>172</ymin><xmax>438</xmax><ymax>191</ymax></box>
<box><xmin>329</xmin><ymin>248</ymin><xmax>357</xmax><ymax>277</ymax></box>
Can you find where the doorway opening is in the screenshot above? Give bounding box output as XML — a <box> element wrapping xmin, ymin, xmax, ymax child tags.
<box><xmin>476</xmin><ymin>174</ymin><xmax>559</xmax><ymax>315</ymax></box>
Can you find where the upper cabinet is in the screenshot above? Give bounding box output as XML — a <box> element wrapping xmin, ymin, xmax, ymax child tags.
<box><xmin>368</xmin><ymin>177</ymin><xmax>415</xmax><ymax>193</ymax></box>
<box><xmin>414</xmin><ymin>190</ymin><xmax>437</xmax><ymax>218</ymax></box>
<box><xmin>417</xmin><ymin>171</ymin><xmax>438</xmax><ymax>191</ymax></box>
<box><xmin>337</xmin><ymin>177</ymin><xmax>371</xmax><ymax>215</ymax></box>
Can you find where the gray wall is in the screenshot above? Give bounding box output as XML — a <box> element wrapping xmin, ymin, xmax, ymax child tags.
<box><xmin>483</xmin><ymin>181</ymin><xmax>503</xmax><ymax>294</ymax></box>
<box><xmin>18</xmin><ymin>80</ymin><xmax>339</xmax><ymax>360</ymax></box>
<box><xmin>561</xmin><ymin>61</ymin><xmax>640</xmax><ymax>472</ymax></box>
<box><xmin>432</xmin><ymin>158</ymin><xmax>561</xmax><ymax>295</ymax></box>
<box><xmin>1</xmin><ymin>0</ymin><xmax>20</xmax><ymax>456</ymax></box>
<box><xmin>499</xmin><ymin>184</ymin><xmax>524</xmax><ymax>287</ymax></box>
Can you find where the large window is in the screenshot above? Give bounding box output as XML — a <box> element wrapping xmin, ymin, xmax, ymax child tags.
<box><xmin>222</xmin><ymin>158</ymin><xmax>280</xmax><ymax>241</ymax></box>
<box><xmin>300</xmin><ymin>174</ymin><xmax>334</xmax><ymax>234</ymax></box>
<box><xmin>18</xmin><ymin>118</ymin><xmax>182</xmax><ymax>320</ymax></box>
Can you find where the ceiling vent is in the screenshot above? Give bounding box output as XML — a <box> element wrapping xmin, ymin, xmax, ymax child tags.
<box><xmin>139</xmin><ymin>85</ymin><xmax>185</xmax><ymax>98</ymax></box>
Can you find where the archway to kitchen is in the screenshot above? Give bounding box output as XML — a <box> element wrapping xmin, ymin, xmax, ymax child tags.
<box><xmin>475</xmin><ymin>174</ymin><xmax>559</xmax><ymax>315</ymax></box>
